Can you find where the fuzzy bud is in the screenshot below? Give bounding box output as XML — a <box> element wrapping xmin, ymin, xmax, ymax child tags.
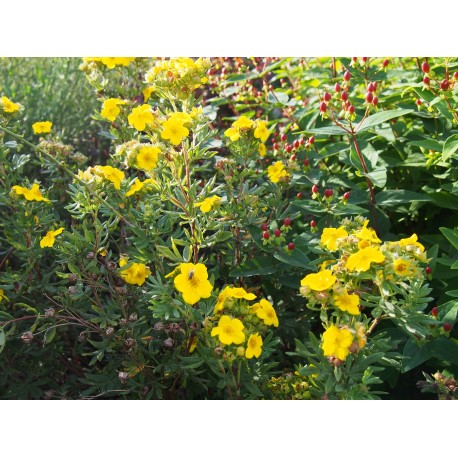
<box><xmin>21</xmin><ymin>331</ymin><xmax>34</xmax><ymax>344</ymax></box>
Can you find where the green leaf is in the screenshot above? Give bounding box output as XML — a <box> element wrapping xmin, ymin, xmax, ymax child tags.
<box><xmin>439</xmin><ymin>227</ymin><xmax>458</xmax><ymax>250</ymax></box>
<box><xmin>0</xmin><ymin>327</ymin><xmax>6</xmax><ymax>355</ymax></box>
<box><xmin>375</xmin><ymin>190</ymin><xmax>430</xmax><ymax>206</ymax></box>
<box><xmin>431</xmin><ymin>337</ymin><xmax>458</xmax><ymax>365</ymax></box>
<box><xmin>229</xmin><ymin>258</ymin><xmax>277</xmax><ymax>277</ymax></box>
<box><xmin>273</xmin><ymin>248</ymin><xmax>310</xmax><ymax>269</ymax></box>
<box><xmin>357</xmin><ymin>109</ymin><xmax>414</xmax><ymax>134</ymax></box>
<box><xmin>44</xmin><ymin>326</ymin><xmax>57</xmax><ymax>344</ymax></box>
<box><xmin>445</xmin><ymin>290</ymin><xmax>458</xmax><ymax>298</ymax></box>
<box><xmin>301</xmin><ymin>125</ymin><xmax>349</xmax><ymax>136</ymax></box>
<box><xmin>291</xmin><ymin>200</ymin><xmax>328</xmax><ymax>215</ymax></box>
<box><xmin>409</xmin><ymin>139</ymin><xmax>443</xmax><ymax>152</ymax></box>
<box><xmin>267</xmin><ymin>91</ymin><xmax>289</xmax><ymax>105</ymax></box>
<box><xmin>442</xmin><ymin>134</ymin><xmax>458</xmax><ymax>161</ymax></box>
<box><xmin>401</xmin><ymin>339</ymin><xmax>433</xmax><ymax>373</ymax></box>
<box><xmin>363</xmin><ymin>168</ymin><xmax>387</xmax><ymax>188</ymax></box>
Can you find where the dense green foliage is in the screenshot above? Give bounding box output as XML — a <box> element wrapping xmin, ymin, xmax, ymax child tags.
<box><xmin>1</xmin><ymin>57</ymin><xmax>457</xmax><ymax>399</ymax></box>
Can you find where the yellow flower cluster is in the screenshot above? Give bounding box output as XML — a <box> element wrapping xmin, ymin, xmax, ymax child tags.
<box><xmin>120</xmin><ymin>259</ymin><xmax>151</xmax><ymax>286</ymax></box>
<box><xmin>82</xmin><ymin>57</ymin><xmax>135</xmax><ymax>69</ymax></box>
<box><xmin>299</xmin><ymin>216</ymin><xmax>428</xmax><ymax>363</ymax></box>
<box><xmin>267</xmin><ymin>161</ymin><xmax>290</xmax><ymax>184</ymax></box>
<box><xmin>209</xmin><ymin>285</ymin><xmax>279</xmax><ymax>360</ymax></box>
<box><xmin>224</xmin><ymin>116</ymin><xmax>270</xmax><ymax>154</ymax></box>
<box><xmin>144</xmin><ymin>57</ymin><xmax>211</xmax><ymax>98</ymax></box>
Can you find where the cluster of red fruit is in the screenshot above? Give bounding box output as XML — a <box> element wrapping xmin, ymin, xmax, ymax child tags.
<box><xmin>261</xmin><ymin>217</ymin><xmax>295</xmax><ymax>251</ymax></box>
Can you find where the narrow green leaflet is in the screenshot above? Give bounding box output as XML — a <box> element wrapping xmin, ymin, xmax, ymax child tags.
<box><xmin>356</xmin><ymin>109</ymin><xmax>414</xmax><ymax>134</ymax></box>
<box><xmin>442</xmin><ymin>134</ymin><xmax>458</xmax><ymax>161</ymax></box>
<box><xmin>439</xmin><ymin>227</ymin><xmax>458</xmax><ymax>250</ymax></box>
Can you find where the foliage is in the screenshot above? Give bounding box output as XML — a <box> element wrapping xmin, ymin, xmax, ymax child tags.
<box><xmin>1</xmin><ymin>57</ymin><xmax>457</xmax><ymax>399</ymax></box>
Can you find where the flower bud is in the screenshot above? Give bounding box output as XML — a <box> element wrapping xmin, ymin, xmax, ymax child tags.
<box><xmin>125</xmin><ymin>337</ymin><xmax>136</xmax><ymax>348</ymax></box>
<box><xmin>44</xmin><ymin>308</ymin><xmax>55</xmax><ymax>318</ymax></box>
<box><xmin>105</xmin><ymin>327</ymin><xmax>114</xmax><ymax>336</ymax></box>
<box><xmin>163</xmin><ymin>337</ymin><xmax>174</xmax><ymax>348</ymax></box>
<box><xmin>236</xmin><ymin>346</ymin><xmax>245</xmax><ymax>357</ymax></box>
<box><xmin>21</xmin><ymin>331</ymin><xmax>34</xmax><ymax>344</ymax></box>
<box><xmin>118</xmin><ymin>372</ymin><xmax>129</xmax><ymax>384</ymax></box>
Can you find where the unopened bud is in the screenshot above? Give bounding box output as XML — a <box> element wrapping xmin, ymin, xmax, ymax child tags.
<box><xmin>44</xmin><ymin>308</ymin><xmax>55</xmax><ymax>318</ymax></box>
<box><xmin>118</xmin><ymin>372</ymin><xmax>129</xmax><ymax>384</ymax></box>
<box><xmin>163</xmin><ymin>337</ymin><xmax>174</xmax><ymax>348</ymax></box>
<box><xmin>105</xmin><ymin>327</ymin><xmax>114</xmax><ymax>336</ymax></box>
<box><xmin>125</xmin><ymin>337</ymin><xmax>136</xmax><ymax>348</ymax></box>
<box><xmin>21</xmin><ymin>331</ymin><xmax>34</xmax><ymax>344</ymax></box>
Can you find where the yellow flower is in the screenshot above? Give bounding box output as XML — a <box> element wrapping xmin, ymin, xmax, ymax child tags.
<box><xmin>101</xmin><ymin>98</ymin><xmax>126</xmax><ymax>122</ymax></box>
<box><xmin>211</xmin><ymin>315</ymin><xmax>245</xmax><ymax>345</ymax></box>
<box><xmin>188</xmin><ymin>335</ymin><xmax>198</xmax><ymax>353</ymax></box>
<box><xmin>0</xmin><ymin>289</ymin><xmax>8</xmax><ymax>302</ymax></box>
<box><xmin>93</xmin><ymin>165</ymin><xmax>124</xmax><ymax>190</ymax></box>
<box><xmin>334</xmin><ymin>291</ymin><xmax>360</xmax><ymax>315</ymax></box>
<box><xmin>40</xmin><ymin>227</ymin><xmax>64</xmax><ymax>248</ymax></box>
<box><xmin>224</xmin><ymin>127</ymin><xmax>240</xmax><ymax>142</ymax></box>
<box><xmin>100</xmin><ymin>57</ymin><xmax>135</xmax><ymax>69</ymax></box>
<box><xmin>214</xmin><ymin>286</ymin><xmax>256</xmax><ymax>313</ymax></box>
<box><xmin>125</xmin><ymin>178</ymin><xmax>156</xmax><ymax>197</ymax></box>
<box><xmin>169</xmin><ymin>112</ymin><xmax>192</xmax><ymax>126</ymax></box>
<box><xmin>321</xmin><ymin>226</ymin><xmax>348</xmax><ymax>251</ymax></box>
<box><xmin>11</xmin><ymin>183</ymin><xmax>50</xmax><ymax>202</ymax></box>
<box><xmin>300</xmin><ymin>270</ymin><xmax>337</xmax><ymax>291</ymax></box>
<box><xmin>322</xmin><ymin>324</ymin><xmax>353</xmax><ymax>361</ymax></box>
<box><xmin>354</xmin><ymin>220</ymin><xmax>381</xmax><ymax>244</ymax></box>
<box><xmin>136</xmin><ymin>145</ymin><xmax>160</xmax><ymax>170</ymax></box>
<box><xmin>393</xmin><ymin>258</ymin><xmax>415</xmax><ymax>277</ymax></box>
<box><xmin>253</xmin><ymin>299</ymin><xmax>279</xmax><ymax>327</ymax></box>
<box><xmin>245</xmin><ymin>333</ymin><xmax>263</xmax><ymax>359</ymax></box>
<box><xmin>258</xmin><ymin>143</ymin><xmax>267</xmax><ymax>156</ymax></box>
<box><xmin>267</xmin><ymin>161</ymin><xmax>290</xmax><ymax>183</ymax></box>
<box><xmin>346</xmin><ymin>246</ymin><xmax>385</xmax><ymax>272</ymax></box>
<box><xmin>233</xmin><ymin>115</ymin><xmax>254</xmax><ymax>130</ymax></box>
<box><xmin>254</xmin><ymin>120</ymin><xmax>270</xmax><ymax>143</ymax></box>
<box><xmin>398</xmin><ymin>234</ymin><xmax>425</xmax><ymax>253</ymax></box>
<box><xmin>128</xmin><ymin>104</ymin><xmax>155</xmax><ymax>131</ymax></box>
<box><xmin>194</xmin><ymin>195</ymin><xmax>222</xmax><ymax>213</ymax></box>
<box><xmin>142</xmin><ymin>87</ymin><xmax>155</xmax><ymax>102</ymax></box>
<box><xmin>1</xmin><ymin>96</ymin><xmax>20</xmax><ymax>113</ymax></box>
<box><xmin>32</xmin><ymin>121</ymin><xmax>52</xmax><ymax>134</ymax></box>
<box><xmin>120</xmin><ymin>262</ymin><xmax>151</xmax><ymax>286</ymax></box>
<box><xmin>173</xmin><ymin>263</ymin><xmax>213</xmax><ymax>304</ymax></box>
<box><xmin>161</xmin><ymin>116</ymin><xmax>189</xmax><ymax>145</ymax></box>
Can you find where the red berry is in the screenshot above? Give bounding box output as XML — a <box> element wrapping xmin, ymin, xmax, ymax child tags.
<box><xmin>296</xmin><ymin>192</ymin><xmax>303</xmax><ymax>199</ymax></box>
<box><xmin>285</xmin><ymin>144</ymin><xmax>292</xmax><ymax>153</ymax></box>
<box><xmin>341</xmin><ymin>91</ymin><xmax>348</xmax><ymax>101</ymax></box>
<box><xmin>425</xmin><ymin>266</ymin><xmax>432</xmax><ymax>275</ymax></box>
<box><xmin>415</xmin><ymin>99</ymin><xmax>422</xmax><ymax>106</ymax></box>
<box><xmin>443</xmin><ymin>323</ymin><xmax>452</xmax><ymax>332</ymax></box>
<box><xmin>312</xmin><ymin>184</ymin><xmax>319</xmax><ymax>194</ymax></box>
<box><xmin>273</xmin><ymin>143</ymin><xmax>279</xmax><ymax>150</ymax></box>
<box><xmin>290</xmin><ymin>154</ymin><xmax>296</xmax><ymax>161</ymax></box>
<box><xmin>303</xmin><ymin>159</ymin><xmax>309</xmax><ymax>167</ymax></box>
<box><xmin>310</xmin><ymin>220</ymin><xmax>317</xmax><ymax>228</ymax></box>
<box><xmin>367</xmin><ymin>82</ymin><xmax>375</xmax><ymax>92</ymax></box>
<box><xmin>343</xmin><ymin>191</ymin><xmax>350</xmax><ymax>200</ymax></box>
<box><xmin>383</xmin><ymin>59</ymin><xmax>389</xmax><ymax>67</ymax></box>
<box><xmin>440</xmin><ymin>79</ymin><xmax>449</xmax><ymax>91</ymax></box>
<box><xmin>372</xmin><ymin>97</ymin><xmax>378</xmax><ymax>106</ymax></box>
<box><xmin>293</xmin><ymin>139</ymin><xmax>300</xmax><ymax>149</ymax></box>
<box><xmin>320</xmin><ymin>101</ymin><xmax>327</xmax><ymax>112</ymax></box>
<box><xmin>366</xmin><ymin>92</ymin><xmax>374</xmax><ymax>103</ymax></box>
<box><xmin>287</xmin><ymin>242</ymin><xmax>295</xmax><ymax>251</ymax></box>
<box><xmin>362</xmin><ymin>57</ymin><xmax>368</xmax><ymax>62</ymax></box>
<box><xmin>454</xmin><ymin>71</ymin><xmax>458</xmax><ymax>80</ymax></box>
<box><xmin>349</xmin><ymin>105</ymin><xmax>355</xmax><ymax>114</ymax></box>
<box><xmin>334</xmin><ymin>82</ymin><xmax>341</xmax><ymax>92</ymax></box>
<box><xmin>343</xmin><ymin>70</ymin><xmax>351</xmax><ymax>81</ymax></box>
<box><xmin>299</xmin><ymin>137</ymin><xmax>305</xmax><ymax>146</ymax></box>
<box><xmin>323</xmin><ymin>91</ymin><xmax>331</xmax><ymax>102</ymax></box>
<box><xmin>284</xmin><ymin>217</ymin><xmax>292</xmax><ymax>227</ymax></box>
<box><xmin>261</xmin><ymin>223</ymin><xmax>268</xmax><ymax>231</ymax></box>
<box><xmin>262</xmin><ymin>231</ymin><xmax>270</xmax><ymax>240</ymax></box>
<box><xmin>421</xmin><ymin>61</ymin><xmax>430</xmax><ymax>73</ymax></box>
<box><xmin>308</xmin><ymin>136</ymin><xmax>315</xmax><ymax>145</ymax></box>
<box><xmin>274</xmin><ymin>229</ymin><xmax>282</xmax><ymax>237</ymax></box>
<box><xmin>281</xmin><ymin>133</ymin><xmax>287</xmax><ymax>142</ymax></box>
<box><xmin>423</xmin><ymin>75</ymin><xmax>430</xmax><ymax>85</ymax></box>
<box><xmin>324</xmin><ymin>188</ymin><xmax>333</xmax><ymax>198</ymax></box>
<box><xmin>431</xmin><ymin>307</ymin><xmax>439</xmax><ymax>317</ymax></box>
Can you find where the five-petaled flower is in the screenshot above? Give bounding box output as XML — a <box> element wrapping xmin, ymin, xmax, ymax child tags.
<box><xmin>100</xmin><ymin>57</ymin><xmax>135</xmax><ymax>69</ymax></box>
<box><xmin>173</xmin><ymin>263</ymin><xmax>213</xmax><ymax>304</ymax></box>
<box><xmin>121</xmin><ymin>262</ymin><xmax>151</xmax><ymax>286</ymax></box>
<box><xmin>214</xmin><ymin>286</ymin><xmax>256</xmax><ymax>313</ymax></box>
<box><xmin>224</xmin><ymin>115</ymin><xmax>254</xmax><ymax>142</ymax></box>
<box><xmin>333</xmin><ymin>290</ymin><xmax>360</xmax><ymax>315</ymax></box>
<box><xmin>322</xmin><ymin>324</ymin><xmax>353</xmax><ymax>361</ymax></box>
<box><xmin>393</xmin><ymin>258</ymin><xmax>415</xmax><ymax>277</ymax></box>
<box><xmin>11</xmin><ymin>183</ymin><xmax>50</xmax><ymax>202</ymax></box>
<box><xmin>211</xmin><ymin>315</ymin><xmax>245</xmax><ymax>345</ymax></box>
<box><xmin>321</xmin><ymin>226</ymin><xmax>348</xmax><ymax>251</ymax></box>
<box><xmin>125</xmin><ymin>178</ymin><xmax>156</xmax><ymax>197</ymax></box>
<box><xmin>40</xmin><ymin>227</ymin><xmax>65</xmax><ymax>248</ymax></box>
<box><xmin>267</xmin><ymin>161</ymin><xmax>289</xmax><ymax>183</ymax></box>
<box><xmin>194</xmin><ymin>195</ymin><xmax>222</xmax><ymax>213</ymax></box>
<box><xmin>346</xmin><ymin>246</ymin><xmax>385</xmax><ymax>272</ymax></box>
<box><xmin>252</xmin><ymin>299</ymin><xmax>279</xmax><ymax>327</ymax></box>
<box><xmin>398</xmin><ymin>233</ymin><xmax>425</xmax><ymax>253</ymax></box>
<box><xmin>32</xmin><ymin>121</ymin><xmax>53</xmax><ymax>134</ymax></box>
<box><xmin>254</xmin><ymin>120</ymin><xmax>270</xmax><ymax>143</ymax></box>
<box><xmin>1</xmin><ymin>95</ymin><xmax>20</xmax><ymax>113</ymax></box>
<box><xmin>93</xmin><ymin>165</ymin><xmax>125</xmax><ymax>190</ymax></box>
<box><xmin>245</xmin><ymin>333</ymin><xmax>263</xmax><ymax>359</ymax></box>
<box><xmin>136</xmin><ymin>145</ymin><xmax>160</xmax><ymax>170</ymax></box>
<box><xmin>161</xmin><ymin>115</ymin><xmax>190</xmax><ymax>145</ymax></box>
<box><xmin>301</xmin><ymin>270</ymin><xmax>337</xmax><ymax>291</ymax></box>
<box><xmin>128</xmin><ymin>104</ymin><xmax>155</xmax><ymax>131</ymax></box>
<box><xmin>101</xmin><ymin>98</ymin><xmax>126</xmax><ymax>122</ymax></box>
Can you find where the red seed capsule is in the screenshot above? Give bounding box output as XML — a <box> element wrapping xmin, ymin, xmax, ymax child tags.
<box><xmin>334</xmin><ymin>82</ymin><xmax>341</xmax><ymax>92</ymax></box>
<box><xmin>296</xmin><ymin>192</ymin><xmax>303</xmax><ymax>199</ymax></box>
<box><xmin>312</xmin><ymin>184</ymin><xmax>319</xmax><ymax>194</ymax></box>
<box><xmin>383</xmin><ymin>59</ymin><xmax>389</xmax><ymax>67</ymax></box>
<box><xmin>349</xmin><ymin>105</ymin><xmax>355</xmax><ymax>113</ymax></box>
<box><xmin>367</xmin><ymin>82</ymin><xmax>375</xmax><ymax>92</ymax></box>
<box><xmin>421</xmin><ymin>61</ymin><xmax>430</xmax><ymax>73</ymax></box>
<box><xmin>310</xmin><ymin>220</ymin><xmax>317</xmax><ymax>228</ymax></box>
<box><xmin>366</xmin><ymin>92</ymin><xmax>374</xmax><ymax>103</ymax></box>
<box><xmin>285</xmin><ymin>144</ymin><xmax>292</xmax><ymax>153</ymax></box>
<box><xmin>323</xmin><ymin>91</ymin><xmax>331</xmax><ymax>102</ymax></box>
<box><xmin>425</xmin><ymin>266</ymin><xmax>432</xmax><ymax>275</ymax></box>
<box><xmin>423</xmin><ymin>75</ymin><xmax>430</xmax><ymax>85</ymax></box>
<box><xmin>431</xmin><ymin>307</ymin><xmax>439</xmax><ymax>317</ymax></box>
<box><xmin>308</xmin><ymin>136</ymin><xmax>315</xmax><ymax>145</ymax></box>
<box><xmin>415</xmin><ymin>99</ymin><xmax>422</xmax><ymax>106</ymax></box>
<box><xmin>262</xmin><ymin>231</ymin><xmax>270</xmax><ymax>240</ymax></box>
<box><xmin>443</xmin><ymin>322</ymin><xmax>452</xmax><ymax>332</ymax></box>
<box><xmin>341</xmin><ymin>91</ymin><xmax>348</xmax><ymax>101</ymax></box>
<box><xmin>303</xmin><ymin>159</ymin><xmax>310</xmax><ymax>167</ymax></box>
<box><xmin>261</xmin><ymin>223</ymin><xmax>268</xmax><ymax>231</ymax></box>
<box><xmin>287</xmin><ymin>242</ymin><xmax>295</xmax><ymax>251</ymax></box>
<box><xmin>274</xmin><ymin>229</ymin><xmax>282</xmax><ymax>237</ymax></box>
<box><xmin>320</xmin><ymin>101</ymin><xmax>327</xmax><ymax>112</ymax></box>
<box><xmin>343</xmin><ymin>191</ymin><xmax>350</xmax><ymax>200</ymax></box>
<box><xmin>324</xmin><ymin>189</ymin><xmax>333</xmax><ymax>198</ymax></box>
<box><xmin>343</xmin><ymin>70</ymin><xmax>351</xmax><ymax>81</ymax></box>
<box><xmin>293</xmin><ymin>139</ymin><xmax>300</xmax><ymax>149</ymax></box>
<box><xmin>372</xmin><ymin>97</ymin><xmax>378</xmax><ymax>106</ymax></box>
<box><xmin>284</xmin><ymin>217</ymin><xmax>292</xmax><ymax>227</ymax></box>
<box><xmin>440</xmin><ymin>79</ymin><xmax>450</xmax><ymax>91</ymax></box>
<box><xmin>281</xmin><ymin>133</ymin><xmax>287</xmax><ymax>142</ymax></box>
